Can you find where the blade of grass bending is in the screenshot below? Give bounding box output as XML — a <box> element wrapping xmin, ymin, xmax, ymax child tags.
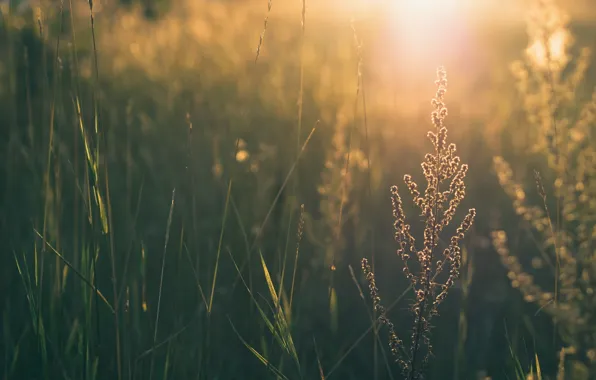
<box><xmin>259</xmin><ymin>251</ymin><xmax>300</xmax><ymax>371</ymax></box>
<box><xmin>324</xmin><ymin>284</ymin><xmax>412</xmax><ymax>379</ymax></box>
<box><xmin>277</xmin><ymin>200</ymin><xmax>295</xmax><ymax>315</ymax></box>
<box><xmin>136</xmin><ymin>312</ymin><xmax>198</xmax><ymax>361</ymax></box>
<box><xmin>228</xmin><ymin>196</ymin><xmax>253</xmax><ymax>298</ymax></box>
<box><xmin>149</xmin><ymin>189</ymin><xmax>176</xmax><ymax>380</ymax></box>
<box><xmin>163</xmin><ymin>340</ymin><xmax>174</xmax><ymax>380</ymax></box>
<box><xmin>229</xmin><ymin>317</ymin><xmax>290</xmax><ymax>380</ymax></box>
<box><xmin>261</xmin><ymin>251</ymin><xmax>280</xmax><ymax>307</ymax></box>
<box><xmin>250</xmin><ymin>124</ymin><xmax>318</xmax><ymax>252</ymax></box>
<box><xmin>227</xmin><ymin>249</ymin><xmax>286</xmax><ymax>352</ymax></box>
<box><xmin>288</xmin><ymin>204</ymin><xmax>304</xmax><ymax>312</ymax></box>
<box><xmin>33</xmin><ymin>229</ymin><xmax>114</xmax><ymax>313</ymax></box>
<box><xmin>208</xmin><ymin>179</ymin><xmax>233</xmax><ymax>314</ymax></box>
<box><xmin>182</xmin><ymin>243</ymin><xmax>208</xmax><ymax>311</ymax></box>
<box><xmin>313</xmin><ymin>336</ymin><xmax>325</xmax><ymax>380</ymax></box>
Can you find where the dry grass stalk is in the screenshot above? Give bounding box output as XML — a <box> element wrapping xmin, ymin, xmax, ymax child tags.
<box><xmin>362</xmin><ymin>67</ymin><xmax>476</xmax><ymax>379</ymax></box>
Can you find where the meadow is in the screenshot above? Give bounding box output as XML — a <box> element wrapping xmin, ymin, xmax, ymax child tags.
<box><xmin>1</xmin><ymin>0</ymin><xmax>595</xmax><ymax>379</ymax></box>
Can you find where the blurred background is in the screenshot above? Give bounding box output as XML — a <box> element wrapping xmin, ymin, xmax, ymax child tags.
<box><xmin>1</xmin><ymin>0</ymin><xmax>595</xmax><ymax>378</ymax></box>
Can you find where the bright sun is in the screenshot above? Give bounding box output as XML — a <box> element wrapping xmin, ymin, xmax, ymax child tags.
<box><xmin>386</xmin><ymin>0</ymin><xmax>467</xmax><ymax>31</ymax></box>
<box><xmin>381</xmin><ymin>0</ymin><xmax>472</xmax><ymax>61</ymax></box>
<box><xmin>347</xmin><ymin>0</ymin><xmax>469</xmax><ymax>20</ymax></box>
<box><xmin>392</xmin><ymin>0</ymin><xmax>462</xmax><ymax>16</ymax></box>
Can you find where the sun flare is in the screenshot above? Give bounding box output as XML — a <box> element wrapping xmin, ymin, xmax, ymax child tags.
<box><xmin>379</xmin><ymin>0</ymin><xmax>473</xmax><ymax>65</ymax></box>
<box><xmin>390</xmin><ymin>0</ymin><xmax>462</xmax><ymax>18</ymax></box>
<box><xmin>386</xmin><ymin>0</ymin><xmax>468</xmax><ymax>33</ymax></box>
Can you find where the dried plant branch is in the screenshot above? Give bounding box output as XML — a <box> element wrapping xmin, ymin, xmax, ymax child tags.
<box><xmin>362</xmin><ymin>67</ymin><xmax>476</xmax><ymax>379</ymax></box>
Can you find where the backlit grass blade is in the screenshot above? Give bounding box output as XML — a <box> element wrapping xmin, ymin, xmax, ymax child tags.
<box><xmin>33</xmin><ymin>229</ymin><xmax>114</xmax><ymax>313</ymax></box>
<box><xmin>227</xmin><ymin>249</ymin><xmax>285</xmax><ymax>351</ymax></box>
<box><xmin>259</xmin><ymin>251</ymin><xmax>300</xmax><ymax>370</ymax></box>
<box><xmin>229</xmin><ymin>318</ymin><xmax>290</xmax><ymax>380</ymax></box>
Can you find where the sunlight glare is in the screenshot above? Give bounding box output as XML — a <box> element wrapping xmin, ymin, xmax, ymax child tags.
<box><xmin>388</xmin><ymin>0</ymin><xmax>465</xmax><ymax>29</ymax></box>
<box><xmin>526</xmin><ymin>28</ymin><xmax>570</xmax><ymax>70</ymax></box>
<box><xmin>383</xmin><ymin>0</ymin><xmax>472</xmax><ymax>64</ymax></box>
<box><xmin>392</xmin><ymin>0</ymin><xmax>461</xmax><ymax>18</ymax></box>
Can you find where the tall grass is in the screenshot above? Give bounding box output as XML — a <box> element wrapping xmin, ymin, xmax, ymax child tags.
<box><xmin>492</xmin><ymin>0</ymin><xmax>596</xmax><ymax>377</ymax></box>
<box><xmin>1</xmin><ymin>0</ymin><xmax>596</xmax><ymax>379</ymax></box>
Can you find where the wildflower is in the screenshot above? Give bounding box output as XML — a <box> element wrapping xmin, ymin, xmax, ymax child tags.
<box><xmin>362</xmin><ymin>67</ymin><xmax>475</xmax><ymax>378</ymax></box>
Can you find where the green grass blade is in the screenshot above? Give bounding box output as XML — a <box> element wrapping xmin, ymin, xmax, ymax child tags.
<box><xmin>535</xmin><ymin>352</ymin><xmax>542</xmax><ymax>379</ymax></box>
<box><xmin>93</xmin><ymin>185</ymin><xmax>109</xmax><ymax>234</ymax></box>
<box><xmin>33</xmin><ymin>229</ymin><xmax>114</xmax><ymax>313</ymax></box>
<box><xmin>227</xmin><ymin>249</ymin><xmax>283</xmax><ymax>349</ymax></box>
<box><xmin>229</xmin><ymin>318</ymin><xmax>290</xmax><ymax>380</ymax></box>
<box><xmin>260</xmin><ymin>251</ymin><xmax>279</xmax><ymax>307</ymax></box>
<box><xmin>259</xmin><ymin>251</ymin><xmax>299</xmax><ymax>370</ymax></box>
<box><xmin>149</xmin><ymin>189</ymin><xmax>176</xmax><ymax>380</ymax></box>
<box><xmin>208</xmin><ymin>179</ymin><xmax>232</xmax><ymax>314</ymax></box>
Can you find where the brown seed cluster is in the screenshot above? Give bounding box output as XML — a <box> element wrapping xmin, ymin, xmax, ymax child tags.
<box><xmin>362</xmin><ymin>67</ymin><xmax>476</xmax><ymax>378</ymax></box>
<box><xmin>361</xmin><ymin>258</ymin><xmax>409</xmax><ymax>373</ymax></box>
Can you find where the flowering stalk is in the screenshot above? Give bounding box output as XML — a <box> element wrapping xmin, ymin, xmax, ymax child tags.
<box><xmin>362</xmin><ymin>67</ymin><xmax>476</xmax><ymax>379</ymax></box>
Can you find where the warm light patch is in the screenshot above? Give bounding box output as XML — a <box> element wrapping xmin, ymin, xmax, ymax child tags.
<box><xmin>387</xmin><ymin>0</ymin><xmax>467</xmax><ymax>30</ymax></box>
<box><xmin>390</xmin><ymin>0</ymin><xmax>462</xmax><ymax>19</ymax></box>
<box><xmin>341</xmin><ymin>0</ymin><xmax>470</xmax><ymax>27</ymax></box>
<box><xmin>382</xmin><ymin>0</ymin><xmax>473</xmax><ymax>65</ymax></box>
<box><xmin>526</xmin><ymin>28</ymin><xmax>570</xmax><ymax>70</ymax></box>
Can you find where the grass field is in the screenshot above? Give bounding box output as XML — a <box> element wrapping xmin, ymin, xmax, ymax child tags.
<box><xmin>1</xmin><ymin>0</ymin><xmax>596</xmax><ymax>379</ymax></box>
